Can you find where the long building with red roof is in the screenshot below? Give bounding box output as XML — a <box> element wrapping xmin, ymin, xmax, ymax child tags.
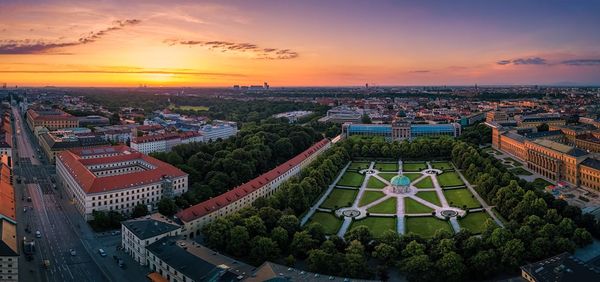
<box><xmin>26</xmin><ymin>108</ymin><xmax>79</xmax><ymax>130</ymax></box>
<box><xmin>176</xmin><ymin>139</ymin><xmax>331</xmax><ymax>238</ymax></box>
<box><xmin>0</xmin><ymin>154</ymin><xmax>18</xmax><ymax>282</ymax></box>
<box><xmin>56</xmin><ymin>145</ymin><xmax>188</xmax><ymax>220</ymax></box>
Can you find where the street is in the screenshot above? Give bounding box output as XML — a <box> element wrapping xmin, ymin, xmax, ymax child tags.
<box><xmin>12</xmin><ymin>106</ymin><xmax>107</xmax><ymax>282</ymax></box>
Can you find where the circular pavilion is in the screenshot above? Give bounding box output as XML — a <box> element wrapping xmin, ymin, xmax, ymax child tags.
<box><xmin>390</xmin><ymin>175</ymin><xmax>411</xmax><ymax>194</ymax></box>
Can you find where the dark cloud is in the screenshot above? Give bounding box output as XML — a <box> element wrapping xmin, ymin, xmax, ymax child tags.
<box><xmin>561</xmin><ymin>59</ymin><xmax>600</xmax><ymax>66</ymax></box>
<box><xmin>0</xmin><ymin>19</ymin><xmax>141</xmax><ymax>55</ymax></box>
<box><xmin>497</xmin><ymin>57</ymin><xmax>547</xmax><ymax>65</ymax></box>
<box><xmin>409</xmin><ymin>70</ymin><xmax>430</xmax><ymax>73</ymax></box>
<box><xmin>165</xmin><ymin>39</ymin><xmax>299</xmax><ymax>59</ymax></box>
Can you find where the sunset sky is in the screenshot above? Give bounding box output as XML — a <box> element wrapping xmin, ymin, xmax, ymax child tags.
<box><xmin>1</xmin><ymin>0</ymin><xmax>599</xmax><ymax>87</ymax></box>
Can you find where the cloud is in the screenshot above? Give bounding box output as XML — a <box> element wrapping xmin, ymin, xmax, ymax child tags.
<box><xmin>496</xmin><ymin>57</ymin><xmax>547</xmax><ymax>65</ymax></box>
<box><xmin>165</xmin><ymin>39</ymin><xmax>299</xmax><ymax>59</ymax></box>
<box><xmin>409</xmin><ymin>70</ymin><xmax>430</xmax><ymax>73</ymax></box>
<box><xmin>561</xmin><ymin>59</ymin><xmax>600</xmax><ymax>66</ymax></box>
<box><xmin>0</xmin><ymin>19</ymin><xmax>141</xmax><ymax>54</ymax></box>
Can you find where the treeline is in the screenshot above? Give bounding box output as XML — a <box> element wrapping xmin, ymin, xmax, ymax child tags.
<box><xmin>150</xmin><ymin>123</ymin><xmax>323</xmax><ymax>210</ymax></box>
<box><xmin>458</xmin><ymin>123</ymin><xmax>492</xmax><ymax>145</ymax></box>
<box><xmin>201</xmin><ymin>137</ymin><xmax>599</xmax><ymax>281</ymax></box>
<box><xmin>341</xmin><ymin>136</ymin><xmax>455</xmax><ymax>160</ymax></box>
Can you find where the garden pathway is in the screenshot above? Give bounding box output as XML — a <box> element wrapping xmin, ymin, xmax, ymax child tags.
<box><xmin>301</xmin><ymin>162</ymin><xmax>351</xmax><ymax>225</ymax></box>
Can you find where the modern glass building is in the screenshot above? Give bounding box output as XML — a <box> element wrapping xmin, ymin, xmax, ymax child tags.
<box><xmin>342</xmin><ymin>122</ymin><xmax>461</xmax><ymax>140</ymax></box>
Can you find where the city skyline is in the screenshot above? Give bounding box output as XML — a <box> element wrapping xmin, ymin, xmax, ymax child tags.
<box><xmin>1</xmin><ymin>0</ymin><xmax>600</xmax><ymax>87</ymax></box>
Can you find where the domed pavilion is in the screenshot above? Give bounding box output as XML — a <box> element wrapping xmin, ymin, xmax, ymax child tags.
<box><xmin>390</xmin><ymin>175</ymin><xmax>411</xmax><ymax>193</ymax></box>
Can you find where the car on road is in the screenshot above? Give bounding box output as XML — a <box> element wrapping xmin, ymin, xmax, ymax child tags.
<box><xmin>35</xmin><ymin>231</ymin><xmax>41</xmax><ymax>238</ymax></box>
<box><xmin>69</xmin><ymin>249</ymin><xmax>76</xmax><ymax>256</ymax></box>
<box><xmin>98</xmin><ymin>249</ymin><xmax>107</xmax><ymax>257</ymax></box>
<box><xmin>111</xmin><ymin>231</ymin><xmax>121</xmax><ymax>236</ymax></box>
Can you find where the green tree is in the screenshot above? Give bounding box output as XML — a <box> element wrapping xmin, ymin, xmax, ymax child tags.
<box><xmin>249</xmin><ymin>236</ymin><xmax>280</xmax><ymax>265</ymax></box>
<box><xmin>270</xmin><ymin>227</ymin><xmax>289</xmax><ymax>251</ymax></box>
<box><xmin>572</xmin><ymin>228</ymin><xmax>593</xmax><ymax>247</ymax></box>
<box><xmin>157</xmin><ymin>198</ymin><xmax>178</xmax><ymax>216</ymax></box>
<box><xmin>244</xmin><ymin>215</ymin><xmax>267</xmax><ymax>237</ymax></box>
<box><xmin>372</xmin><ymin>243</ymin><xmax>398</xmax><ymax>266</ymax></box>
<box><xmin>131</xmin><ymin>203</ymin><xmax>148</xmax><ymax>218</ymax></box>
<box><xmin>227</xmin><ymin>226</ymin><xmax>250</xmax><ymax>257</ymax></box>
<box><xmin>435</xmin><ymin>251</ymin><xmax>466</xmax><ymax>281</ymax></box>
<box><xmin>344</xmin><ymin>225</ymin><xmax>372</xmax><ymax>246</ymax></box>
<box><xmin>290</xmin><ymin>231</ymin><xmax>318</xmax><ymax>258</ymax></box>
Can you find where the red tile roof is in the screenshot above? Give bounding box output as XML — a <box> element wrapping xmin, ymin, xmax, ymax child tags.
<box><xmin>0</xmin><ymin>157</ymin><xmax>14</xmax><ymax>221</ymax></box>
<box><xmin>27</xmin><ymin>109</ymin><xmax>78</xmax><ymax>121</ymax></box>
<box><xmin>57</xmin><ymin>145</ymin><xmax>187</xmax><ymax>194</ymax></box>
<box><xmin>176</xmin><ymin>139</ymin><xmax>330</xmax><ymax>223</ymax></box>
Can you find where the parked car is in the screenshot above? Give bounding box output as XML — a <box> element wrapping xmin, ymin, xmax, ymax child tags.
<box><xmin>98</xmin><ymin>249</ymin><xmax>107</xmax><ymax>257</ymax></box>
<box><xmin>35</xmin><ymin>231</ymin><xmax>41</xmax><ymax>238</ymax></box>
<box><xmin>69</xmin><ymin>249</ymin><xmax>76</xmax><ymax>256</ymax></box>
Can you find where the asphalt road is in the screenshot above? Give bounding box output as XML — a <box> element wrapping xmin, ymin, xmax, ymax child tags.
<box><xmin>12</xmin><ymin>106</ymin><xmax>107</xmax><ymax>282</ymax></box>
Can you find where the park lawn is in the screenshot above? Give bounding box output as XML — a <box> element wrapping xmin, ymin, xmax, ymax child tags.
<box><xmin>444</xmin><ymin>188</ymin><xmax>481</xmax><ymax>209</ymax></box>
<box><xmin>379</xmin><ymin>173</ymin><xmax>399</xmax><ymax>182</ymax></box>
<box><xmin>348</xmin><ymin>161</ymin><xmax>371</xmax><ymax>171</ymax></box>
<box><xmin>459</xmin><ymin>212</ymin><xmax>493</xmax><ymax>234</ymax></box>
<box><xmin>504</xmin><ymin>157</ymin><xmax>523</xmax><ymax>166</ymax></box>
<box><xmin>437</xmin><ymin>172</ymin><xmax>464</xmax><ymax>187</ymax></box>
<box><xmin>510</xmin><ymin>167</ymin><xmax>533</xmax><ymax>176</ymax></box>
<box><xmin>432</xmin><ymin>161</ymin><xmax>453</xmax><ymax>170</ymax></box>
<box><xmin>350</xmin><ymin>217</ymin><xmax>396</xmax><ymax>238</ymax></box>
<box><xmin>404</xmin><ymin>198</ymin><xmax>434</xmax><ymax>214</ymax></box>
<box><xmin>320</xmin><ymin>189</ymin><xmax>358</xmax><ymax>209</ymax></box>
<box><xmin>405</xmin><ymin>217</ymin><xmax>453</xmax><ymax>238</ymax></box>
<box><xmin>308</xmin><ymin>212</ymin><xmax>343</xmax><ymax>235</ymax></box>
<box><xmin>367</xmin><ymin>197</ymin><xmax>397</xmax><ymax>214</ymax></box>
<box><xmin>367</xmin><ymin>177</ymin><xmax>387</xmax><ymax>189</ymax></box>
<box><xmin>404</xmin><ymin>173</ymin><xmax>422</xmax><ymax>183</ymax></box>
<box><xmin>336</xmin><ymin>171</ymin><xmax>365</xmax><ymax>187</ymax></box>
<box><xmin>169</xmin><ymin>104</ymin><xmax>209</xmax><ymax>111</ymax></box>
<box><xmin>375</xmin><ymin>162</ymin><xmax>398</xmax><ymax>172</ymax></box>
<box><xmin>415</xmin><ymin>191</ymin><xmax>441</xmax><ymax>206</ymax></box>
<box><xmin>359</xmin><ymin>191</ymin><xmax>386</xmax><ymax>206</ymax></box>
<box><xmin>403</xmin><ymin>162</ymin><xmax>427</xmax><ymax>172</ymax></box>
<box><xmin>414</xmin><ymin>176</ymin><xmax>434</xmax><ymax>188</ymax></box>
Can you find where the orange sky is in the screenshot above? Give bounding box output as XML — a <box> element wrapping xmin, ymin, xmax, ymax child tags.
<box><xmin>1</xmin><ymin>0</ymin><xmax>599</xmax><ymax>87</ymax></box>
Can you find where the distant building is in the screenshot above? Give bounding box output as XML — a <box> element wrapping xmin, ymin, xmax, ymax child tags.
<box><xmin>176</xmin><ymin>139</ymin><xmax>331</xmax><ymax>238</ymax></box>
<box><xmin>342</xmin><ymin>121</ymin><xmax>462</xmax><ymax>141</ymax></box>
<box><xmin>318</xmin><ymin>106</ymin><xmax>362</xmax><ymax>123</ymax></box>
<box><xmin>521</xmin><ymin>252</ymin><xmax>600</xmax><ymax>282</ymax></box>
<box><xmin>78</xmin><ymin>115</ymin><xmax>110</xmax><ymax>127</ymax></box>
<box><xmin>516</xmin><ymin>113</ymin><xmax>566</xmax><ymax>128</ymax></box>
<box><xmin>486</xmin><ymin>110</ymin><xmax>509</xmax><ymax>123</ymax></box>
<box><xmin>26</xmin><ymin>108</ymin><xmax>79</xmax><ymax>130</ymax></box>
<box><xmin>460</xmin><ymin>111</ymin><xmax>486</xmax><ymax>126</ymax></box>
<box><xmin>56</xmin><ymin>145</ymin><xmax>188</xmax><ymax>220</ymax></box>
<box><xmin>272</xmin><ymin>111</ymin><xmax>313</xmax><ymax>123</ymax></box>
<box><xmin>131</xmin><ymin>131</ymin><xmax>203</xmax><ymax>154</ymax></box>
<box><xmin>199</xmin><ymin>122</ymin><xmax>238</xmax><ymax>142</ymax></box>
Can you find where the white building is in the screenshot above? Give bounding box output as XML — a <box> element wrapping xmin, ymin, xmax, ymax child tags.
<box><xmin>199</xmin><ymin>122</ymin><xmax>238</xmax><ymax>142</ymax></box>
<box><xmin>56</xmin><ymin>145</ymin><xmax>189</xmax><ymax>220</ymax></box>
<box><xmin>121</xmin><ymin>214</ymin><xmax>181</xmax><ymax>266</ymax></box>
<box><xmin>176</xmin><ymin>139</ymin><xmax>331</xmax><ymax>238</ymax></box>
<box><xmin>131</xmin><ymin>131</ymin><xmax>203</xmax><ymax>154</ymax></box>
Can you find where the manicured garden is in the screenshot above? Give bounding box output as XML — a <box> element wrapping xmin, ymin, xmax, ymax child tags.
<box><xmin>404</xmin><ymin>197</ymin><xmax>434</xmax><ymax>214</ymax></box>
<box><xmin>336</xmin><ymin>171</ymin><xmax>365</xmax><ymax>187</ymax></box>
<box><xmin>348</xmin><ymin>161</ymin><xmax>371</xmax><ymax>171</ymax></box>
<box><xmin>350</xmin><ymin>216</ymin><xmax>396</xmax><ymax>238</ymax></box>
<box><xmin>367</xmin><ymin>177</ymin><xmax>387</xmax><ymax>189</ymax></box>
<box><xmin>367</xmin><ymin>197</ymin><xmax>397</xmax><ymax>214</ymax></box>
<box><xmin>403</xmin><ymin>173</ymin><xmax>422</xmax><ymax>183</ymax></box>
<box><xmin>375</xmin><ymin>162</ymin><xmax>398</xmax><ymax>172</ymax></box>
<box><xmin>459</xmin><ymin>212</ymin><xmax>492</xmax><ymax>234</ymax></box>
<box><xmin>415</xmin><ymin>191</ymin><xmax>441</xmax><ymax>206</ymax></box>
<box><xmin>431</xmin><ymin>161</ymin><xmax>453</xmax><ymax>170</ymax></box>
<box><xmin>320</xmin><ymin>189</ymin><xmax>358</xmax><ymax>209</ymax></box>
<box><xmin>405</xmin><ymin>217</ymin><xmax>453</xmax><ymax>238</ymax></box>
<box><xmin>444</xmin><ymin>188</ymin><xmax>480</xmax><ymax>209</ymax></box>
<box><xmin>437</xmin><ymin>171</ymin><xmax>464</xmax><ymax>187</ymax></box>
<box><xmin>359</xmin><ymin>191</ymin><xmax>386</xmax><ymax>206</ymax></box>
<box><xmin>379</xmin><ymin>173</ymin><xmax>399</xmax><ymax>182</ymax></box>
<box><xmin>308</xmin><ymin>212</ymin><xmax>343</xmax><ymax>234</ymax></box>
<box><xmin>414</xmin><ymin>176</ymin><xmax>434</xmax><ymax>188</ymax></box>
<box><xmin>402</xmin><ymin>162</ymin><xmax>427</xmax><ymax>172</ymax></box>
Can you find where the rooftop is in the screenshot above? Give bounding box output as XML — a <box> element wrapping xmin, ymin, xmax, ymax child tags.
<box><xmin>122</xmin><ymin>215</ymin><xmax>180</xmax><ymax>240</ymax></box>
<box><xmin>581</xmin><ymin>158</ymin><xmax>600</xmax><ymax>171</ymax></box>
<box><xmin>521</xmin><ymin>252</ymin><xmax>600</xmax><ymax>282</ymax></box>
<box><xmin>56</xmin><ymin>145</ymin><xmax>187</xmax><ymax>194</ymax></box>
